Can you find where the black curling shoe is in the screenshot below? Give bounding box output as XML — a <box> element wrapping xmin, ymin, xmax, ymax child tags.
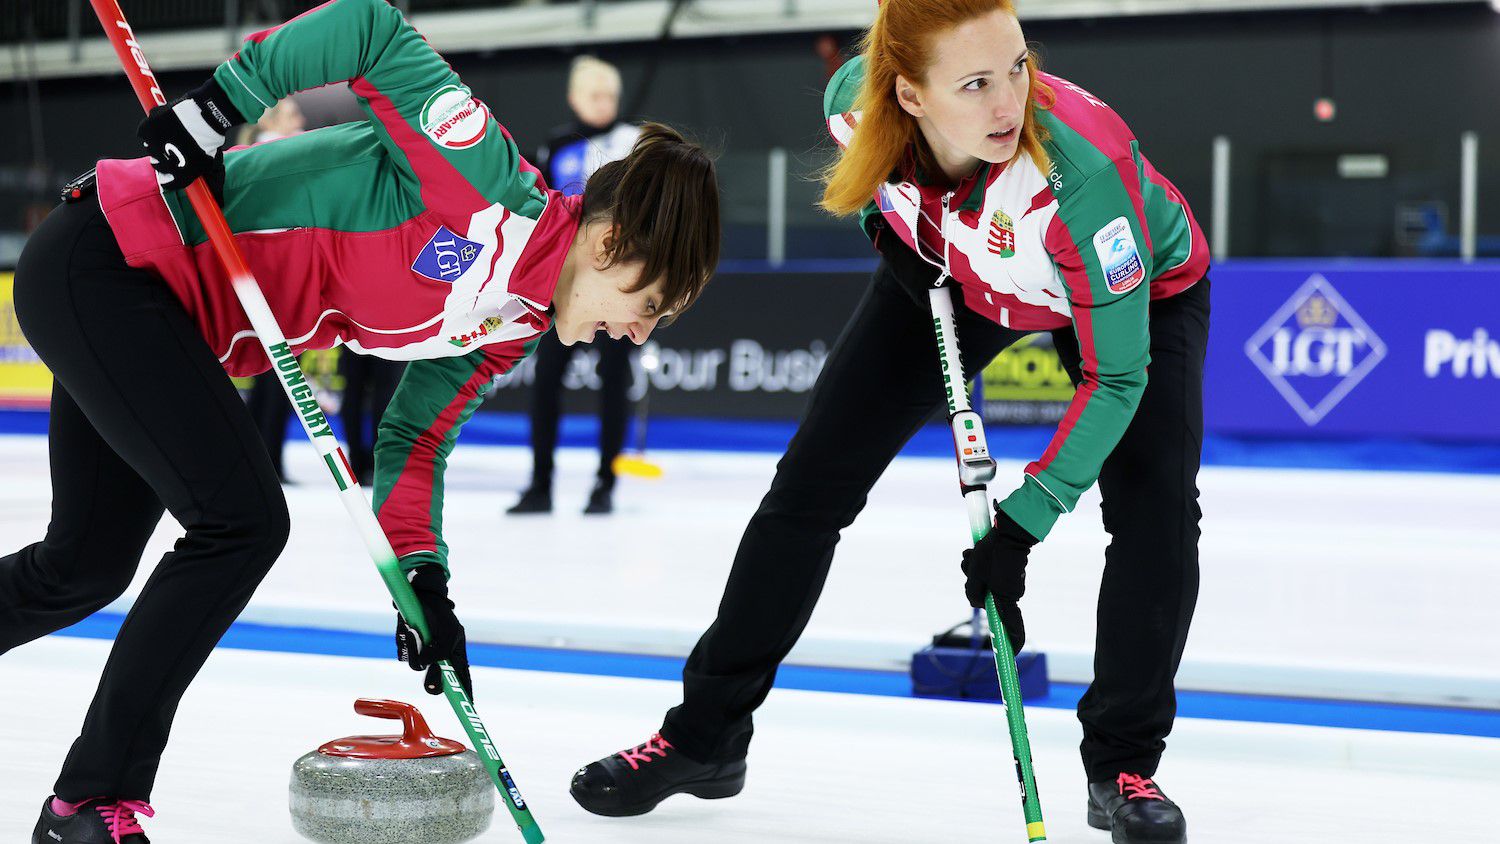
<box><xmin>1087</xmin><ymin>773</ymin><xmax>1187</xmax><ymax>844</ymax></box>
<box><xmin>33</xmin><ymin>796</ymin><xmax>154</xmax><ymax>844</ymax></box>
<box><xmin>505</xmin><ymin>486</ymin><xmax>552</xmax><ymax>515</ymax></box>
<box><xmin>571</xmin><ymin>733</ymin><xmax>747</xmax><ymax>816</ymax></box>
<box><xmin>582</xmin><ymin>479</ymin><xmax>614</xmax><ymax>515</ymax></box>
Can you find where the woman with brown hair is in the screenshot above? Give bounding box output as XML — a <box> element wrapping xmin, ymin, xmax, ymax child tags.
<box><xmin>2</xmin><ymin>1</ymin><xmax>719</xmax><ymax>841</ymax></box>
<box><xmin>572</xmin><ymin>2</ymin><xmax>1206</xmax><ymax>842</ymax></box>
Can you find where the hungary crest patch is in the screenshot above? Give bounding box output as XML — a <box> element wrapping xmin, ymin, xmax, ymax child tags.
<box><xmin>449</xmin><ymin>316</ymin><xmax>505</xmax><ymax>348</ymax></box>
<box><xmin>988</xmin><ymin>209</ymin><xmax>1016</xmax><ymax>258</ymax></box>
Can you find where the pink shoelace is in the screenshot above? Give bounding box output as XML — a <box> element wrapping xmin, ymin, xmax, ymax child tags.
<box><xmin>1116</xmin><ymin>773</ymin><xmax>1164</xmax><ymax>801</ymax></box>
<box><xmin>95</xmin><ymin>800</ymin><xmax>155</xmax><ymax>843</ymax></box>
<box><xmin>616</xmin><ymin>733</ymin><xmax>674</xmax><ymax>771</ymax></box>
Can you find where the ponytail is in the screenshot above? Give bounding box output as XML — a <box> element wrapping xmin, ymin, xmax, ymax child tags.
<box><xmin>581</xmin><ymin>123</ymin><xmax>720</xmax><ymax>323</ymax></box>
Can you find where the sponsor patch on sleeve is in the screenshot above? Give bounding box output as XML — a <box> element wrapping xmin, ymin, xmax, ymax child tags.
<box><xmin>419</xmin><ymin>85</ymin><xmax>489</xmax><ymax>150</ymax></box>
<box><xmin>1092</xmin><ymin>216</ymin><xmax>1146</xmax><ymax>295</ymax></box>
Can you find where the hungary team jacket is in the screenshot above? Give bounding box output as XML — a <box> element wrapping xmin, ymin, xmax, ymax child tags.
<box><xmin>95</xmin><ymin>0</ymin><xmax>576</xmax><ymax>573</ymax></box>
<box><xmin>825</xmin><ymin>57</ymin><xmax>1211</xmax><ymax>541</ymax></box>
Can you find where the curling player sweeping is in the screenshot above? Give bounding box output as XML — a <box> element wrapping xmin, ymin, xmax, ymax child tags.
<box><xmin>4</xmin><ymin>1</ymin><xmax>720</xmax><ymax>841</ymax></box>
<box><xmin>570</xmin><ymin>2</ymin><xmax>1208</xmax><ymax>842</ymax></box>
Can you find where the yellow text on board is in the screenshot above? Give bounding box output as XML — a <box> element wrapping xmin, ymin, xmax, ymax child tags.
<box><xmin>0</xmin><ymin>272</ymin><xmax>52</xmax><ymax>408</ymax></box>
<box><xmin>980</xmin><ymin>334</ymin><xmax>1075</xmax><ymax>402</ymax></box>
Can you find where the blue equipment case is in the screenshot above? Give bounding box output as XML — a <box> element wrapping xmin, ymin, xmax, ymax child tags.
<box><xmin>910</xmin><ymin>622</ymin><xmax>1050</xmax><ymax>702</ymax></box>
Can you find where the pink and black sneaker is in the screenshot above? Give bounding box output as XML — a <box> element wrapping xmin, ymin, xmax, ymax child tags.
<box><xmin>1087</xmin><ymin>773</ymin><xmax>1186</xmax><ymax>843</ymax></box>
<box><xmin>32</xmin><ymin>796</ymin><xmax>154</xmax><ymax>844</ymax></box>
<box><xmin>570</xmin><ymin>732</ymin><xmax>746</xmax><ymax>817</ymax></box>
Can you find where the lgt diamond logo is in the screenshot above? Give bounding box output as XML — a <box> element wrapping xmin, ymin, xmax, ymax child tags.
<box><xmin>1244</xmin><ymin>274</ymin><xmax>1386</xmax><ymax>425</ymax></box>
<box><xmin>411</xmin><ymin>225</ymin><xmax>482</xmax><ymax>284</ymax></box>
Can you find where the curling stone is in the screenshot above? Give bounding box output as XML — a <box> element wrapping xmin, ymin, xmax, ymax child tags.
<box><xmin>290</xmin><ymin>698</ymin><xmax>493</xmax><ymax>844</ymax></box>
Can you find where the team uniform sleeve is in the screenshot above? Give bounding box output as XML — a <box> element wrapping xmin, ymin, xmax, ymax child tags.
<box><xmin>210</xmin><ymin>0</ymin><xmax>538</xmax><ymax>219</ymax></box>
<box><xmin>372</xmin><ymin>339</ymin><xmax>538</xmax><ymax>577</ymax></box>
<box><xmin>996</xmin><ymin>164</ymin><xmax>1153</xmax><ymax>542</ymax></box>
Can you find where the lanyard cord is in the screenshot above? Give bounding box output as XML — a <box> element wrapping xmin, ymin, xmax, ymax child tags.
<box><xmin>902</xmin><ymin>189</ymin><xmax>957</xmax><ymax>288</ymax></box>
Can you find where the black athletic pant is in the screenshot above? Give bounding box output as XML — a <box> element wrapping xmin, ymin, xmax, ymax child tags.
<box><xmin>0</xmin><ymin>200</ymin><xmax>289</xmax><ymax>801</ymax></box>
<box><xmin>524</xmin><ymin>330</ymin><xmax>634</xmax><ymax>489</ymax></box>
<box><xmin>246</xmin><ymin>371</ymin><xmax>290</xmax><ymax>479</ymax></box>
<box><xmin>338</xmin><ymin>352</ymin><xmax>405</xmax><ymax>483</ymax></box>
<box><xmin>662</xmin><ymin>259</ymin><xmax>1209</xmax><ymax>783</ymax></box>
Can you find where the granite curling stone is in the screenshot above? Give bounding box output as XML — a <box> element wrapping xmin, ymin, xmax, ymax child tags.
<box><xmin>290</xmin><ymin>698</ymin><xmax>494</xmax><ymax>844</ymax></box>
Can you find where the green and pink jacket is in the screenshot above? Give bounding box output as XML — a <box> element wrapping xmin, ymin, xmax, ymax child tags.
<box><xmin>94</xmin><ymin>0</ymin><xmax>576</xmax><ymax>573</ymax></box>
<box><xmin>825</xmin><ymin>58</ymin><xmax>1210</xmax><ymax>541</ymax></box>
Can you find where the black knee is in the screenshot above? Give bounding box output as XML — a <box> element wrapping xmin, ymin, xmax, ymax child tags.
<box><xmin>11</xmin><ymin>540</ymin><xmax>140</xmax><ymax>614</ymax></box>
<box><xmin>1100</xmin><ymin>450</ymin><xmax>1202</xmax><ymax>529</ymax></box>
<box><xmin>195</xmin><ymin>488</ymin><xmax>291</xmax><ymax>577</ymax></box>
<box><xmin>242</xmin><ymin>491</ymin><xmax>292</xmax><ymax>572</ymax></box>
<box><xmin>757</xmin><ymin>476</ymin><xmax>867</xmax><ymax>537</ymax></box>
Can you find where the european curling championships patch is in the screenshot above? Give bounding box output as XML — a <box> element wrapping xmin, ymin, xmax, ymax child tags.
<box><xmin>1093</xmin><ymin>216</ymin><xmax>1146</xmax><ymax>295</ymax></box>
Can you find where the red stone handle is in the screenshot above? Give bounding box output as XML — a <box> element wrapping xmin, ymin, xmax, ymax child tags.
<box><xmin>354</xmin><ymin>698</ymin><xmax>437</xmax><ymax>746</ymax></box>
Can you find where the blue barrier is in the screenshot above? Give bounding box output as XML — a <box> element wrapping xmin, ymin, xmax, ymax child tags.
<box><xmin>3</xmin><ymin>259</ymin><xmax>1495</xmax><ymax>470</ymax></box>
<box><xmin>1207</xmin><ymin>260</ymin><xmax>1500</xmax><ymax>442</ymax></box>
<box><xmin>52</xmin><ymin>611</ymin><xmax>1500</xmax><ymax>738</ymax></box>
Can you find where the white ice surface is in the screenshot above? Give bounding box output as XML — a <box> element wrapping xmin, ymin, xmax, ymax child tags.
<box><xmin>0</xmin><ymin>434</ymin><xmax>1492</xmax><ymax>707</ymax></box>
<box><xmin>2</xmin><ymin>637</ymin><xmax>1497</xmax><ymax>843</ymax></box>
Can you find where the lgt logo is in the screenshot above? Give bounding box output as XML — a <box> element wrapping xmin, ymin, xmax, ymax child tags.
<box><xmin>1244</xmin><ymin>274</ymin><xmax>1386</xmax><ymax>425</ymax></box>
<box><xmin>411</xmin><ymin>225</ymin><xmax>482</xmax><ymax>283</ymax></box>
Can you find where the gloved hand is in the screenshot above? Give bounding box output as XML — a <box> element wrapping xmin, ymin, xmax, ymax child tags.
<box><xmin>136</xmin><ymin>77</ymin><xmax>244</xmax><ymax>190</ymax></box>
<box><xmin>960</xmin><ymin>503</ymin><xmax>1038</xmax><ymax>652</ymax></box>
<box><xmin>394</xmin><ymin>565</ymin><xmax>473</xmax><ymax>699</ymax></box>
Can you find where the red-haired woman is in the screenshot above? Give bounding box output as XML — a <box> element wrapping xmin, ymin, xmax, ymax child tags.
<box><xmin>572</xmin><ymin>2</ymin><xmax>1206</xmax><ymax>842</ymax></box>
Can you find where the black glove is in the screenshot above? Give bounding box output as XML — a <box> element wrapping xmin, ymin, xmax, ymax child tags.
<box><xmin>395</xmin><ymin>565</ymin><xmax>473</xmax><ymax>699</ymax></box>
<box><xmin>960</xmin><ymin>504</ymin><xmax>1038</xmax><ymax>652</ymax></box>
<box><xmin>137</xmin><ymin>77</ymin><xmax>244</xmax><ymax>191</ymax></box>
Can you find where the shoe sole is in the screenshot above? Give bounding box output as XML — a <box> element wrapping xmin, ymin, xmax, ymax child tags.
<box><xmin>571</xmin><ymin>771</ymin><xmax>746</xmax><ymax>818</ymax></box>
<box><xmin>1086</xmin><ymin>801</ymin><xmax>1187</xmax><ymax>844</ymax></box>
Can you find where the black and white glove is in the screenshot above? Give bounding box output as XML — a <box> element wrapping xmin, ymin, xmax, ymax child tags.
<box><xmin>395</xmin><ymin>565</ymin><xmax>473</xmax><ymax>699</ymax></box>
<box><xmin>136</xmin><ymin>78</ymin><xmax>244</xmax><ymax>191</ymax></box>
<box><xmin>960</xmin><ymin>504</ymin><xmax>1038</xmax><ymax>653</ymax></box>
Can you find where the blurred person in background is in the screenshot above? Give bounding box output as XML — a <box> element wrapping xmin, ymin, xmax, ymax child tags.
<box><xmin>339</xmin><ymin>350</ymin><xmax>406</xmax><ymax>486</ymax></box>
<box><xmin>572</xmin><ymin>2</ymin><xmax>1208</xmax><ymax>842</ymax></box>
<box><xmin>508</xmin><ymin>56</ymin><xmax>643</xmax><ymax>516</ymax></box>
<box><xmin>242</xmin><ymin>97</ymin><xmax>305</xmax><ymax>145</ymax></box>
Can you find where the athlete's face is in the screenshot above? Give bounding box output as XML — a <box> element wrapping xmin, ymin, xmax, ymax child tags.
<box><xmin>895</xmin><ymin>10</ymin><xmax>1031</xmax><ymax>182</ymax></box>
<box><xmin>553</xmin><ymin>221</ymin><xmax>666</xmax><ymax>346</ymax></box>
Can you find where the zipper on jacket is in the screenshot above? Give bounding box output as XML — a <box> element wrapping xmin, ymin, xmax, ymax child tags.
<box><xmin>936</xmin><ymin>191</ymin><xmax>955</xmax><ymax>288</ymax></box>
